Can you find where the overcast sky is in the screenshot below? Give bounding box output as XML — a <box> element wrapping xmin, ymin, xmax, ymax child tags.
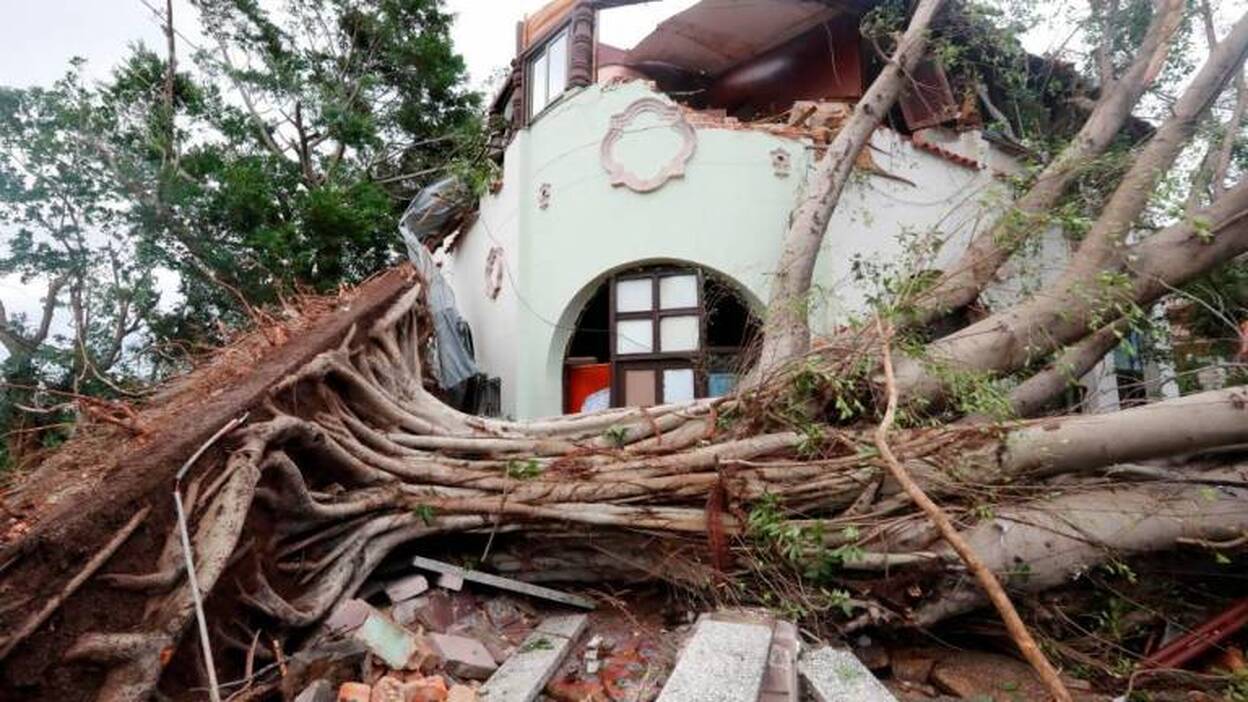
<box><xmin>0</xmin><ymin>0</ymin><xmax>701</xmax><ymax>90</ymax></box>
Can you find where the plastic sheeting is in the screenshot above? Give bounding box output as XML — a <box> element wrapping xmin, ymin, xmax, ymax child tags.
<box><xmin>399</xmin><ymin>178</ymin><xmax>480</xmax><ymax>391</ymax></box>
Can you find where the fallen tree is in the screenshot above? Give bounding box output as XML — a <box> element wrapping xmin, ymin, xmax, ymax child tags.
<box><xmin>4</xmin><ymin>278</ymin><xmax>1248</xmax><ymax>700</ymax></box>
<box><xmin>3</xmin><ymin>2</ymin><xmax>1248</xmax><ymax>701</ymax></box>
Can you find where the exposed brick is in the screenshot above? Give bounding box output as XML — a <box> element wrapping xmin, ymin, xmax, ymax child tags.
<box><xmin>428</xmin><ymin>632</ymin><xmax>498</xmax><ymax>680</ymax></box>
<box><xmin>406</xmin><ymin>675</ymin><xmax>449</xmax><ymax>702</ymax></box>
<box><xmin>338</xmin><ymin>682</ymin><xmax>373</xmax><ymax>702</ymax></box>
<box><xmin>385</xmin><ymin>574</ymin><xmax>430</xmax><ymax>603</ymax></box>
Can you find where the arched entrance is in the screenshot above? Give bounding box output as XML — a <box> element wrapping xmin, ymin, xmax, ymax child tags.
<box><xmin>562</xmin><ymin>264</ymin><xmax>760</xmax><ymax>413</ymax></box>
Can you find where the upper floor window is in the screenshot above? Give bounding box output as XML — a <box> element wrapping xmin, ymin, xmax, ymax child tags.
<box><xmin>528</xmin><ymin>28</ymin><xmax>569</xmax><ymax>118</ymax></box>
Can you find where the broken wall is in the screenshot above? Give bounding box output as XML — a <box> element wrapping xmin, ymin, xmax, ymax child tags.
<box><xmin>442</xmin><ymin>81</ymin><xmax>1022</xmax><ymax>419</ymax></box>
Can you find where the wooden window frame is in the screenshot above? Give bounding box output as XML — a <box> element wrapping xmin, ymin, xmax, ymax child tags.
<box><xmin>525</xmin><ymin>25</ymin><xmax>572</xmax><ymax>122</ymax></box>
<box><xmin>608</xmin><ymin>267</ymin><xmax>709</xmax><ymax>407</ymax></box>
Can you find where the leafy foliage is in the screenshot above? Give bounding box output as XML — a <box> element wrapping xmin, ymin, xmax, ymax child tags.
<box><xmin>0</xmin><ymin>0</ymin><xmax>484</xmax><ymax>468</ymax></box>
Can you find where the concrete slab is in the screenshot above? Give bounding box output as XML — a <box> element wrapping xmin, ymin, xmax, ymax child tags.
<box><xmin>655</xmin><ymin>619</ymin><xmax>774</xmax><ymax>702</ymax></box>
<box><xmin>479</xmin><ymin>614</ymin><xmax>588</xmax><ymax>702</ymax></box>
<box><xmin>799</xmin><ymin>647</ymin><xmax>898</xmax><ymax>702</ymax></box>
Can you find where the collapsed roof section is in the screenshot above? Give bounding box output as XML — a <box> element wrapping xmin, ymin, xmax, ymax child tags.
<box><xmin>489</xmin><ymin>0</ymin><xmax>976</xmax><ymax>140</ymax></box>
<box><xmin>487</xmin><ymin>0</ymin><xmax>1101</xmax><ymax>156</ymax></box>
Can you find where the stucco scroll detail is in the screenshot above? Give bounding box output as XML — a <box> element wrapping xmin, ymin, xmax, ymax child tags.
<box><xmin>600</xmin><ymin>98</ymin><xmax>697</xmax><ymax>194</ymax></box>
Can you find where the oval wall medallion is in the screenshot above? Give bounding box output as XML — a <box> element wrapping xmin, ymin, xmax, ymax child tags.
<box><xmin>600</xmin><ymin>98</ymin><xmax>697</xmax><ymax>194</ymax></box>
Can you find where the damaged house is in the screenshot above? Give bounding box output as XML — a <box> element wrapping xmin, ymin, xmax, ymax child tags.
<box><xmin>411</xmin><ymin>0</ymin><xmax>1158</xmax><ymax>419</ymax></box>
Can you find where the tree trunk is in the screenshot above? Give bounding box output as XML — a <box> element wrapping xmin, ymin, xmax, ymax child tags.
<box><xmin>757</xmin><ymin>0</ymin><xmax>946</xmax><ymax>372</ymax></box>
<box><xmin>892</xmin><ymin>176</ymin><xmax>1248</xmax><ymax>401</ymax></box>
<box><xmin>908</xmin><ymin>0</ymin><xmax>1186</xmax><ymax>324</ymax></box>
<box><xmin>910</xmin><ymin>469</ymin><xmax>1248</xmax><ymax>626</ymax></box>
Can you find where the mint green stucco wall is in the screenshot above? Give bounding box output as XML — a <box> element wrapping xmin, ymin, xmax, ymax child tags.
<box><xmin>441</xmin><ymin>81</ymin><xmax>1018</xmax><ymax>419</ymax></box>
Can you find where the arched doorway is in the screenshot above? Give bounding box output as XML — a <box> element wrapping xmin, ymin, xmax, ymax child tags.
<box><xmin>562</xmin><ymin>264</ymin><xmax>760</xmax><ymax>413</ymax></box>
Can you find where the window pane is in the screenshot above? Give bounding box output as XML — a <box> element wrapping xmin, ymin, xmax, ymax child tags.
<box><xmin>708</xmin><ymin>372</ymin><xmax>737</xmax><ymax>398</ymax></box>
<box><xmin>616</xmin><ymin>319</ymin><xmax>653</xmax><ymax>355</ymax></box>
<box><xmin>529</xmin><ymin>51</ymin><xmax>548</xmax><ymax>114</ymax></box>
<box><xmin>663</xmin><ymin>368</ymin><xmax>695</xmax><ymax>403</ymax></box>
<box><xmin>547</xmin><ymin>31</ymin><xmax>568</xmax><ymax>100</ymax></box>
<box><xmin>615</xmin><ymin>278</ymin><xmax>652</xmax><ymax>313</ymax></box>
<box><xmin>624</xmin><ymin>369</ymin><xmax>656</xmax><ymax>407</ymax></box>
<box><xmin>660</xmin><ymin>274</ymin><xmax>698</xmax><ymax>309</ymax></box>
<box><xmin>660</xmin><ymin>315</ymin><xmax>699</xmax><ymax>352</ymax></box>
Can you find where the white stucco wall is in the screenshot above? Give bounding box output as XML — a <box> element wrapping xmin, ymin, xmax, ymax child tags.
<box><xmin>435</xmin><ymin>136</ymin><xmax>523</xmax><ymax>414</ymax></box>
<box><xmin>443</xmin><ymin>81</ymin><xmax>1025</xmax><ymax>419</ymax></box>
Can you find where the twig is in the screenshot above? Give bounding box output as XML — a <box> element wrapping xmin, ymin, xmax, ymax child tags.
<box><xmin>1177</xmin><ymin>532</ymin><xmax>1248</xmax><ymax>550</ymax></box>
<box><xmin>177</xmin><ymin>413</ymin><xmax>249</xmax><ymax>482</ymax></box>
<box><xmin>271</xmin><ymin>635</ymin><xmax>287</xmax><ymax>679</ymax></box>
<box><xmin>873</xmin><ymin>315</ymin><xmax>1072</xmax><ymax>702</ymax></box>
<box><xmin>175</xmin><ymin>488</ymin><xmax>222</xmax><ymax>702</ymax></box>
<box><xmin>0</xmin><ymin>505</ymin><xmax>151</xmax><ymax>660</ymax></box>
<box><xmin>170</xmin><ymin>414</ymin><xmax>247</xmax><ymax>702</ymax></box>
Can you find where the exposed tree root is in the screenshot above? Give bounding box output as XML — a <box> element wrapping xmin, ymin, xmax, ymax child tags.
<box><xmin>15</xmin><ymin>282</ymin><xmax>1248</xmax><ymax>700</ymax></box>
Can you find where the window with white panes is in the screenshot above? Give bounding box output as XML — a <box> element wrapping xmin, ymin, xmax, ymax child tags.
<box><xmin>610</xmin><ymin>270</ymin><xmax>705</xmax><ymax>407</ymax></box>
<box><xmin>527</xmin><ymin>29</ymin><xmax>569</xmax><ymax>119</ymax></box>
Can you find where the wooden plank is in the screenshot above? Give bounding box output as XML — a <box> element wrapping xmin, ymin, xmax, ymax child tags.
<box><xmin>655</xmin><ymin>619</ymin><xmax>774</xmax><ymax>702</ymax></box>
<box><xmin>479</xmin><ymin>614</ymin><xmax>588</xmax><ymax>702</ymax></box>
<box><xmin>409</xmin><ymin>555</ymin><xmax>596</xmax><ymax>610</ymax></box>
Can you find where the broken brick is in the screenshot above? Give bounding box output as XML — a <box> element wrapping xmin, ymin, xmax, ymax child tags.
<box><xmin>446</xmin><ymin>684</ymin><xmax>477</xmax><ymax>702</ymax></box>
<box><xmin>930</xmin><ymin>652</ymin><xmax>1048</xmax><ymax>701</ymax></box>
<box><xmin>385</xmin><ymin>574</ymin><xmax>431</xmax><ymax>603</ymax></box>
<box><xmin>427</xmin><ymin>632</ymin><xmax>498</xmax><ymax>680</ymax></box>
<box><xmin>371</xmin><ymin>676</ymin><xmax>407</xmax><ymax>702</ymax></box>
<box><xmin>326</xmin><ymin>599</ymin><xmax>373</xmax><ymax>635</ymax></box>
<box><xmin>394</xmin><ymin>591</ymin><xmax>455</xmax><ymax>632</ymax></box>
<box><xmin>436</xmin><ymin>572</ymin><xmax>465</xmax><ymax>591</ymax></box>
<box><xmin>338</xmin><ymin>682</ymin><xmax>372</xmax><ymax>702</ymax></box>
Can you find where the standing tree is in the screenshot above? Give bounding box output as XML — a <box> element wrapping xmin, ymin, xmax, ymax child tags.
<box><xmin>0</xmin><ymin>0</ymin><xmax>484</xmax><ymax>466</ymax></box>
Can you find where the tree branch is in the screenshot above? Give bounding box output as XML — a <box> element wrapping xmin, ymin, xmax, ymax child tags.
<box><xmin>758</xmin><ymin>0</ymin><xmax>947</xmax><ymax>372</ymax></box>
<box><xmin>874</xmin><ymin>317</ymin><xmax>1072</xmax><ymax>702</ymax></box>
<box><xmin>0</xmin><ymin>275</ymin><xmax>68</xmax><ymax>359</ymax></box>
<box><xmin>909</xmin><ymin>0</ymin><xmax>1186</xmax><ymax>324</ymax></box>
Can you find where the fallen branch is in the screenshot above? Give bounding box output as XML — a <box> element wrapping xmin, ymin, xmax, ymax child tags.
<box><xmin>873</xmin><ymin>317</ymin><xmax>1071</xmax><ymax>702</ymax></box>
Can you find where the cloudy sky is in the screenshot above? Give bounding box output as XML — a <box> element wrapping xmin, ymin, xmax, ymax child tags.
<box><xmin>0</xmin><ymin>0</ymin><xmax>700</xmax><ymax>90</ymax></box>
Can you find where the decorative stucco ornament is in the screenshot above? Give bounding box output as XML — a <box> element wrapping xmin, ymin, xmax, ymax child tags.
<box><xmin>484</xmin><ymin>247</ymin><xmax>505</xmax><ymax>300</ymax></box>
<box><xmin>538</xmin><ymin>183</ymin><xmax>552</xmax><ymax>210</ymax></box>
<box><xmin>600</xmin><ymin>98</ymin><xmax>697</xmax><ymax>193</ymax></box>
<box><xmin>771</xmin><ymin>148</ymin><xmax>792</xmax><ymax>177</ymax></box>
